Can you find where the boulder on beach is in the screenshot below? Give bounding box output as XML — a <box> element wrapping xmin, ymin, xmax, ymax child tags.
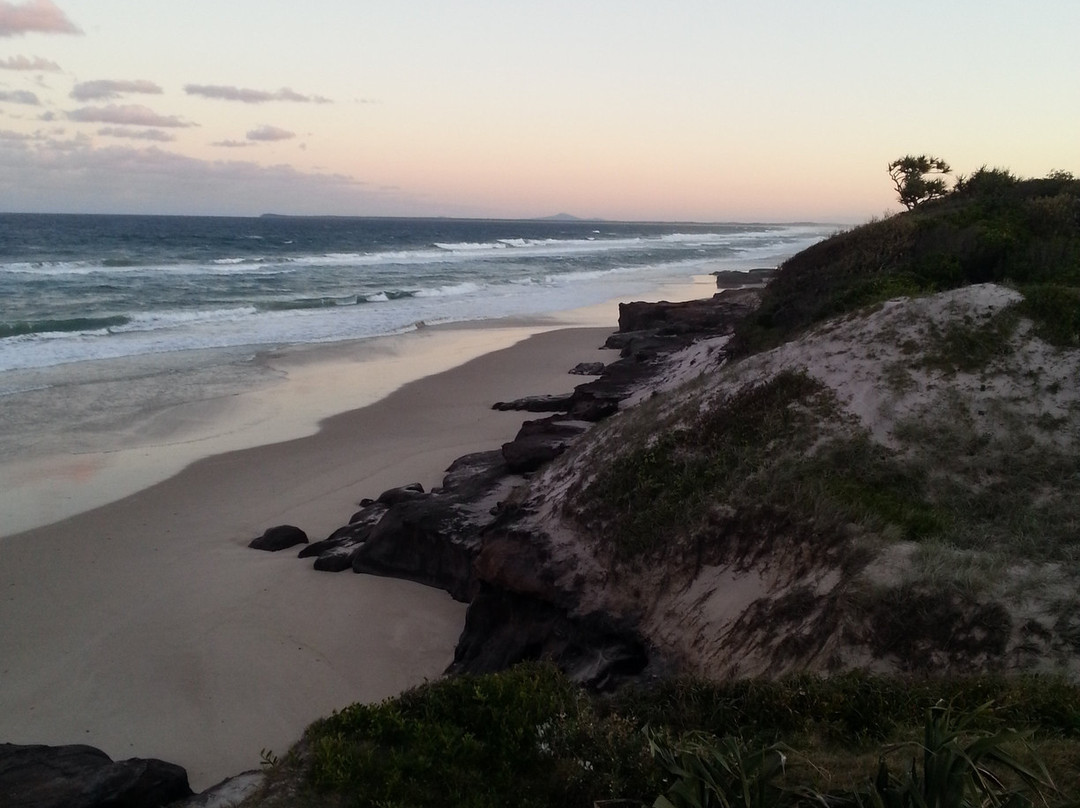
<box><xmin>248</xmin><ymin>524</ymin><xmax>308</xmax><ymax>551</ymax></box>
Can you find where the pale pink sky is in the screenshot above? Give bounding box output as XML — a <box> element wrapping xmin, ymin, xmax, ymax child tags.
<box><xmin>1</xmin><ymin>0</ymin><xmax>1077</xmax><ymax>220</ymax></box>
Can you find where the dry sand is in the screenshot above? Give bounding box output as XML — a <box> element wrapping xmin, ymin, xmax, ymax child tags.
<box><xmin>0</xmin><ymin>325</ymin><xmax>614</xmax><ymax>790</ymax></box>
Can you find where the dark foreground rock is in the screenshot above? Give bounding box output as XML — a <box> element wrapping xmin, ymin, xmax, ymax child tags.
<box><xmin>248</xmin><ymin>524</ymin><xmax>308</xmax><ymax>551</ymax></box>
<box><xmin>0</xmin><ymin>743</ymin><xmax>192</xmax><ymax>808</ymax></box>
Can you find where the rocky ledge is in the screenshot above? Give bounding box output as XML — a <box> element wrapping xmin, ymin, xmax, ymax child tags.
<box><xmin>258</xmin><ymin>287</ymin><xmax>765</xmax><ymax>688</ymax></box>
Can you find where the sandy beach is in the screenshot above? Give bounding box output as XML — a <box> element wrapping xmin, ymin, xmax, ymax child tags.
<box><xmin>0</xmin><ymin>321</ymin><xmax>618</xmax><ymax>789</ymax></box>
<box><xmin>0</xmin><ymin>274</ymin><xmax>719</xmax><ymax>790</ymax></box>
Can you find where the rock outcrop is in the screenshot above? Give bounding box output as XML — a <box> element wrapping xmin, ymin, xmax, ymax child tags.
<box><xmin>260</xmin><ymin>291</ymin><xmax>761</xmax><ymax>686</ymax></box>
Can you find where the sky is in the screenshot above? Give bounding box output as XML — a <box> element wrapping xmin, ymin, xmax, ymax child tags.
<box><xmin>0</xmin><ymin>0</ymin><xmax>1077</xmax><ymax>221</ymax></box>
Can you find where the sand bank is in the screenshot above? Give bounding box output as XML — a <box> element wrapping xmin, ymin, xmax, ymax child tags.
<box><xmin>0</xmin><ymin>325</ymin><xmax>614</xmax><ymax>789</ymax></box>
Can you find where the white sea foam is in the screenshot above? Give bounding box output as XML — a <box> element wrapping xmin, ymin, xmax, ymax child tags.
<box><xmin>0</xmin><ymin>219</ymin><xmax>836</xmax><ymax>373</ymax></box>
<box><xmin>412</xmin><ymin>281</ymin><xmax>484</xmax><ymax>298</ymax></box>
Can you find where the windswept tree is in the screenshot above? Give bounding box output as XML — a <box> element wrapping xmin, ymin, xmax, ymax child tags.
<box><xmin>888</xmin><ymin>154</ymin><xmax>952</xmax><ymax>209</ymax></box>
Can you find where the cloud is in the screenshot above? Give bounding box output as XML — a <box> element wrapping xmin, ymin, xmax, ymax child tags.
<box><xmin>211</xmin><ymin>139</ymin><xmax>253</xmax><ymax>148</ymax></box>
<box><xmin>72</xmin><ymin>79</ymin><xmax>163</xmax><ymax>101</ymax></box>
<box><xmin>246</xmin><ymin>124</ymin><xmax>294</xmax><ymax>142</ymax></box>
<box><xmin>0</xmin><ymin>0</ymin><xmax>81</xmax><ymax>37</ymax></box>
<box><xmin>0</xmin><ymin>89</ymin><xmax>39</xmax><ymax>104</ymax></box>
<box><xmin>97</xmin><ymin>126</ymin><xmax>175</xmax><ymax>142</ymax></box>
<box><xmin>0</xmin><ymin>138</ymin><xmax>419</xmax><ymax>216</ymax></box>
<box><xmin>67</xmin><ymin>104</ymin><xmax>194</xmax><ymax>128</ymax></box>
<box><xmin>0</xmin><ymin>54</ymin><xmax>60</xmax><ymax>70</ymax></box>
<box><xmin>184</xmin><ymin>84</ymin><xmax>331</xmax><ymax>104</ymax></box>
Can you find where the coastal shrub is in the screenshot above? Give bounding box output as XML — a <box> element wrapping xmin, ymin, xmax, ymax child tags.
<box><xmin>890</xmin><ymin>404</ymin><xmax>1080</xmax><ymax>565</ymax></box>
<box><xmin>1020</xmin><ymin>284</ymin><xmax>1080</xmax><ymax>347</ymax></box>
<box><xmin>646</xmin><ymin>701</ymin><xmax>1066</xmax><ymax>808</ymax></box>
<box><xmin>916</xmin><ymin>306</ymin><xmax>1019</xmax><ymax>375</ymax></box>
<box><xmin>860</xmin><ymin>700</ymin><xmax>1058</xmax><ymax>808</ymax></box>
<box><xmin>574</xmin><ymin>371</ymin><xmax>831</xmax><ymax>560</ymax></box>
<box><xmin>648</xmin><ymin>730</ymin><xmax>795</xmax><ymax>808</ymax></box>
<box><xmin>729</xmin><ymin>170</ymin><xmax>1080</xmax><ymax>356</ymax></box>
<box><xmin>574</xmin><ymin>371</ymin><xmax>940</xmax><ymax>563</ymax></box>
<box><xmin>302</xmin><ymin>663</ymin><xmax>656</xmax><ymax>808</ymax></box>
<box><xmin>262</xmin><ymin>668</ymin><xmax>1080</xmax><ymax>807</ymax></box>
<box><xmin>606</xmin><ymin>671</ymin><xmax>1080</xmax><ymax>747</ymax></box>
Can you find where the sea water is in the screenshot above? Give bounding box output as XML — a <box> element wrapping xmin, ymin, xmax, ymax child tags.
<box><xmin>0</xmin><ymin>214</ymin><xmax>832</xmax><ymax>375</ymax></box>
<box><xmin>0</xmin><ymin>214</ymin><xmax>832</xmax><ymax>535</ymax></box>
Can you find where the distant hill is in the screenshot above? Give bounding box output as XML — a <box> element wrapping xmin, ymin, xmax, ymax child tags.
<box><xmin>539</xmin><ymin>213</ymin><xmax>585</xmax><ymax>221</ymax></box>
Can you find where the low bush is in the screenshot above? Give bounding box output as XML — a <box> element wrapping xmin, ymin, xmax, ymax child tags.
<box><xmin>263</xmin><ymin>666</ymin><xmax>1080</xmax><ymax>807</ymax></box>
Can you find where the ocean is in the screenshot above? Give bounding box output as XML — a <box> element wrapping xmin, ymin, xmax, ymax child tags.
<box><xmin>0</xmin><ymin>214</ymin><xmax>832</xmax><ymax>375</ymax></box>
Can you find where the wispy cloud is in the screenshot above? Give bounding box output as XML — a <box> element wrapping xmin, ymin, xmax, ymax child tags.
<box><xmin>72</xmin><ymin>79</ymin><xmax>163</xmax><ymax>101</ymax></box>
<box><xmin>67</xmin><ymin>104</ymin><xmax>195</xmax><ymax>128</ymax></box>
<box><xmin>0</xmin><ymin>54</ymin><xmax>60</xmax><ymax>70</ymax></box>
<box><xmin>0</xmin><ymin>0</ymin><xmax>81</xmax><ymax>37</ymax></box>
<box><xmin>0</xmin><ymin>89</ymin><xmax>40</xmax><ymax>104</ymax></box>
<box><xmin>212</xmin><ymin>139</ymin><xmax>253</xmax><ymax>148</ymax></box>
<box><xmin>97</xmin><ymin>126</ymin><xmax>175</xmax><ymax>142</ymax></box>
<box><xmin>247</xmin><ymin>124</ymin><xmax>295</xmax><ymax>142</ymax></box>
<box><xmin>184</xmin><ymin>84</ymin><xmax>331</xmax><ymax>104</ymax></box>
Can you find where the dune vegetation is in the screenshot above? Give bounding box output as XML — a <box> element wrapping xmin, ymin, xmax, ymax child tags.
<box><xmin>239</xmin><ymin>166</ymin><xmax>1080</xmax><ymax>807</ymax></box>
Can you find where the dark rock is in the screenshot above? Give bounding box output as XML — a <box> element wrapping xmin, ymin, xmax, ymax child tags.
<box><xmin>713</xmin><ymin>267</ymin><xmax>776</xmax><ymax>287</ymax></box>
<box><xmin>248</xmin><ymin>524</ymin><xmax>308</xmax><ymax>551</ymax></box>
<box><xmin>564</xmin><ymin>356</ymin><xmax>662</xmax><ymax>419</ymax></box>
<box><xmin>348</xmin><ymin>501</ymin><xmax>389</xmax><ymax>525</ymax></box>
<box><xmin>438</xmin><ymin>451</ymin><xmax>508</xmax><ymax>500</ymax></box>
<box><xmin>0</xmin><ymin>742</ymin><xmax>192</xmax><ymax>808</ymax></box>
<box><xmin>617</xmin><ymin>295</ymin><xmax>759</xmax><ymax>336</ymax></box>
<box><xmin>376</xmin><ymin>483</ymin><xmax>426</xmax><ymax>506</ymax></box>
<box><xmin>449</xmin><ymin>586</ymin><xmax>648</xmax><ymax>691</ymax></box>
<box><xmin>351</xmin><ymin>496</ymin><xmax>481</xmax><ymax>601</ymax></box>
<box><xmin>298</xmin><ymin>503</ymin><xmax>389</xmax><ymax>570</ymax></box>
<box><xmin>569</xmin><ymin>361</ymin><xmax>606</xmax><ymax>376</ymax></box>
<box><xmin>568</xmin><ymin>396</ymin><xmax>621</xmax><ymax>422</ymax></box>
<box><xmin>491</xmin><ymin>393</ymin><xmax>575</xmax><ymax>413</ymax></box>
<box><xmin>501</xmin><ymin>418</ymin><xmax>590</xmax><ymax>473</ymax></box>
<box><xmin>313</xmin><ymin>546</ymin><xmax>362</xmax><ymax>572</ymax></box>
